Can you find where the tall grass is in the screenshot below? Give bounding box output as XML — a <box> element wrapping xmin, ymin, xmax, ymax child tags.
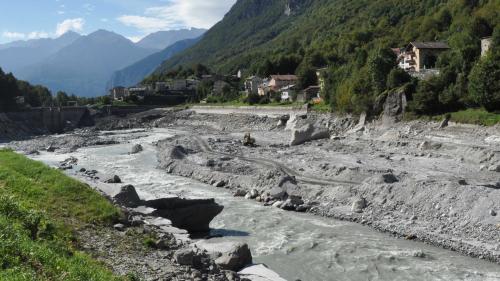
<box><xmin>0</xmin><ymin>149</ymin><xmax>124</xmax><ymax>281</ymax></box>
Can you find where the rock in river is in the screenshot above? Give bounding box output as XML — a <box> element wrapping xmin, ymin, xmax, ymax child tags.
<box><xmin>114</xmin><ymin>185</ymin><xmax>142</xmax><ymax>208</ymax></box>
<box><xmin>104</xmin><ymin>175</ymin><xmax>122</xmax><ymax>184</ymax></box>
<box><xmin>215</xmin><ymin>243</ymin><xmax>252</xmax><ymax>272</ymax></box>
<box><xmin>113</xmin><ymin>185</ymin><xmax>224</xmax><ymax>233</ymax></box>
<box><xmin>130</xmin><ymin>144</ymin><xmax>143</xmax><ymax>154</ymax></box>
<box><xmin>145</xmin><ymin>197</ymin><xmax>223</xmax><ymax>233</ymax></box>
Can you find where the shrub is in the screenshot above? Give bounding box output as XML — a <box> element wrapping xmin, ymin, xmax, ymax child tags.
<box><xmin>468</xmin><ymin>52</ymin><xmax>500</xmax><ymax>112</ymax></box>
<box><xmin>386</xmin><ymin>68</ymin><xmax>412</xmax><ymax>89</ymax></box>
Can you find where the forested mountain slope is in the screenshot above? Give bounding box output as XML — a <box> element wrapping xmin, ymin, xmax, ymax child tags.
<box><xmin>153</xmin><ymin>0</ymin><xmax>500</xmax><ymax>114</ymax></box>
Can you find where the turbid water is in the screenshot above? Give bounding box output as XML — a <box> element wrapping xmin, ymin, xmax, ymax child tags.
<box><xmin>29</xmin><ymin>129</ymin><xmax>500</xmax><ymax>281</ymax></box>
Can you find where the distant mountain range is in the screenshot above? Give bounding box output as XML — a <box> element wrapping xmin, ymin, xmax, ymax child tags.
<box><xmin>136</xmin><ymin>28</ymin><xmax>206</xmax><ymax>50</ymax></box>
<box><xmin>0</xmin><ymin>28</ymin><xmax>206</xmax><ymax>97</ymax></box>
<box><xmin>0</xmin><ymin>31</ymin><xmax>81</xmax><ymax>74</ymax></box>
<box><xmin>108</xmin><ymin>37</ymin><xmax>202</xmax><ymax>89</ymax></box>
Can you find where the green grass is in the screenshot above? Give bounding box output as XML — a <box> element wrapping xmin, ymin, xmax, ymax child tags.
<box><xmin>0</xmin><ymin>149</ymin><xmax>124</xmax><ymax>281</ymax></box>
<box><xmin>310</xmin><ymin>101</ymin><xmax>331</xmax><ymax>113</ymax></box>
<box><xmin>445</xmin><ymin>109</ymin><xmax>500</xmax><ymax>126</ymax></box>
<box><xmin>406</xmin><ymin>108</ymin><xmax>500</xmax><ymax>126</ymax></box>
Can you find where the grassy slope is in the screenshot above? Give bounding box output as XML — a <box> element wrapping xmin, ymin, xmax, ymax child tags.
<box><xmin>0</xmin><ymin>149</ymin><xmax>123</xmax><ymax>281</ymax></box>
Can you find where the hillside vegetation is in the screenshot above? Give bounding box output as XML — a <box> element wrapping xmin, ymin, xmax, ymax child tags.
<box><xmin>0</xmin><ymin>150</ymin><xmax>123</xmax><ymax>281</ymax></box>
<box><xmin>153</xmin><ymin>0</ymin><xmax>500</xmax><ymax>115</ymax></box>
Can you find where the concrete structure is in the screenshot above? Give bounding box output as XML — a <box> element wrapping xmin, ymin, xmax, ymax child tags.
<box><xmin>296</xmin><ymin>86</ymin><xmax>321</xmax><ymax>103</ymax></box>
<box><xmin>279</xmin><ymin>84</ymin><xmax>296</xmax><ymax>101</ymax></box>
<box><xmin>258</xmin><ymin>79</ymin><xmax>270</xmax><ymax>96</ymax></box>
<box><xmin>191</xmin><ymin>105</ymin><xmax>308</xmax><ymax>117</ymax></box>
<box><xmin>169</xmin><ymin>79</ymin><xmax>188</xmax><ymax>91</ymax></box>
<box><xmin>110</xmin><ymin>87</ymin><xmax>128</xmax><ymax>100</ymax></box>
<box><xmin>186</xmin><ymin>79</ymin><xmax>200</xmax><ymax>90</ymax></box>
<box><xmin>6</xmin><ymin>107</ymin><xmax>93</xmax><ymax>134</ymax></box>
<box><xmin>397</xmin><ymin>42</ymin><xmax>450</xmax><ymax>72</ymax></box>
<box><xmin>481</xmin><ymin>37</ymin><xmax>493</xmax><ymax>57</ymax></box>
<box><xmin>128</xmin><ymin>87</ymin><xmax>150</xmax><ymax>97</ymax></box>
<box><xmin>244</xmin><ymin>76</ymin><xmax>263</xmax><ymax>95</ymax></box>
<box><xmin>155</xmin><ymin>82</ymin><xmax>168</xmax><ymax>92</ymax></box>
<box><xmin>269</xmin><ymin>75</ymin><xmax>299</xmax><ymax>91</ymax></box>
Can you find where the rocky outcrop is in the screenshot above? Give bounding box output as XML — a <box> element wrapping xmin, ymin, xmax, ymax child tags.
<box><xmin>114</xmin><ymin>185</ymin><xmax>142</xmax><ymax>208</ymax></box>
<box><xmin>130</xmin><ymin>144</ymin><xmax>143</xmax><ymax>154</ymax></box>
<box><xmin>104</xmin><ymin>175</ymin><xmax>122</xmax><ymax>184</ymax></box>
<box><xmin>215</xmin><ymin>243</ymin><xmax>252</xmax><ymax>272</ymax></box>
<box><xmin>144</xmin><ymin>197</ymin><xmax>224</xmax><ymax>233</ymax></box>
<box><xmin>113</xmin><ymin>185</ymin><xmax>223</xmax><ymax>233</ymax></box>
<box><xmin>290</xmin><ymin>123</ymin><xmax>329</xmax><ymax>146</ymax></box>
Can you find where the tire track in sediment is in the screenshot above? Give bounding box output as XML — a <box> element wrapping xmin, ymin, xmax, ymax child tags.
<box><xmin>193</xmin><ymin>135</ymin><xmax>361</xmax><ymax>186</ymax></box>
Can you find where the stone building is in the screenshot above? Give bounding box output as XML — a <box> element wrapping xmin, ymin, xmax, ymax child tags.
<box><xmin>397</xmin><ymin>42</ymin><xmax>450</xmax><ymax>72</ymax></box>
<box><xmin>244</xmin><ymin>76</ymin><xmax>263</xmax><ymax>95</ymax></box>
<box><xmin>109</xmin><ymin>86</ymin><xmax>128</xmax><ymax>100</ymax></box>
<box><xmin>269</xmin><ymin>75</ymin><xmax>298</xmax><ymax>91</ymax></box>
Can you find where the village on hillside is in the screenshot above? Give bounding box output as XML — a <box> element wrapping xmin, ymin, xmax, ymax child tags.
<box><xmin>109</xmin><ymin>37</ymin><xmax>494</xmax><ymax>107</ymax></box>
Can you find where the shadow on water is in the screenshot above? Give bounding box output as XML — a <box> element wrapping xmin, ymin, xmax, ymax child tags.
<box><xmin>210</xmin><ymin>228</ymin><xmax>250</xmax><ymax>237</ymax></box>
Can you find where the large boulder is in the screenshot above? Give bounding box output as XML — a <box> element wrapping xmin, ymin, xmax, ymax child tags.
<box><xmin>290</xmin><ymin>123</ymin><xmax>329</xmax><ymax>146</ymax></box>
<box><xmin>104</xmin><ymin>175</ymin><xmax>122</xmax><ymax>184</ymax></box>
<box><xmin>130</xmin><ymin>144</ymin><xmax>143</xmax><ymax>154</ymax></box>
<box><xmin>169</xmin><ymin>145</ymin><xmax>188</xmax><ymax>160</ymax></box>
<box><xmin>380</xmin><ymin>86</ymin><xmax>408</xmax><ymax>126</ymax></box>
<box><xmin>173</xmin><ymin>248</ymin><xmax>196</xmax><ymax>266</ymax></box>
<box><xmin>351</xmin><ymin>197</ymin><xmax>367</xmax><ymax>213</ymax></box>
<box><xmin>145</xmin><ymin>197</ymin><xmax>224</xmax><ymax>233</ymax></box>
<box><xmin>113</xmin><ymin>185</ymin><xmax>142</xmax><ymax>208</ymax></box>
<box><xmin>215</xmin><ymin>243</ymin><xmax>252</xmax><ymax>272</ymax></box>
<box><xmin>277</xmin><ymin>115</ymin><xmax>290</xmax><ymax>127</ymax></box>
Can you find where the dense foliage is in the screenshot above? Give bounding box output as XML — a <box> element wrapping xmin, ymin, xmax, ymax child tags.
<box><xmin>152</xmin><ymin>0</ymin><xmax>500</xmax><ymax>114</ymax></box>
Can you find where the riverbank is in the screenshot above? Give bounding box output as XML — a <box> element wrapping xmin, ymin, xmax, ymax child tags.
<box><xmin>5</xmin><ymin>107</ymin><xmax>500</xmax><ymax>279</ymax></box>
<box><xmin>0</xmin><ymin>150</ymin><xmax>254</xmax><ymax>281</ymax></box>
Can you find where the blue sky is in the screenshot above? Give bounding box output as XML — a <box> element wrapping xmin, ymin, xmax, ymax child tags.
<box><xmin>0</xmin><ymin>0</ymin><xmax>236</xmax><ymax>44</ymax></box>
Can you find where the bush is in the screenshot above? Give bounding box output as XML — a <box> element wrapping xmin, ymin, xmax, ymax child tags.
<box><xmin>468</xmin><ymin>52</ymin><xmax>500</xmax><ymax>112</ymax></box>
<box><xmin>245</xmin><ymin>93</ymin><xmax>260</xmax><ymax>105</ymax></box>
<box><xmin>410</xmin><ymin>78</ymin><xmax>443</xmax><ymax>114</ymax></box>
<box><xmin>386</xmin><ymin>68</ymin><xmax>412</xmax><ymax>89</ymax></box>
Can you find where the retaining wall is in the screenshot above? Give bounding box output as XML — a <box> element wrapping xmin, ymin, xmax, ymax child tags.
<box><xmin>191</xmin><ymin>105</ymin><xmax>308</xmax><ymax>117</ymax></box>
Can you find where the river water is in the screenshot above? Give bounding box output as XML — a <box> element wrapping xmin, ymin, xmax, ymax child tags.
<box><xmin>30</xmin><ymin>129</ymin><xmax>500</xmax><ymax>281</ymax></box>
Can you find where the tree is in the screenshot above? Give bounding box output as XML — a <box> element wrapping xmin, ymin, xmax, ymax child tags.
<box><xmin>367</xmin><ymin>48</ymin><xmax>396</xmax><ymax>94</ymax></box>
<box><xmin>386</xmin><ymin>68</ymin><xmax>411</xmax><ymax>89</ymax></box>
<box><xmin>0</xmin><ymin>68</ymin><xmax>20</xmax><ymax>111</ymax></box>
<box><xmin>468</xmin><ymin>52</ymin><xmax>500</xmax><ymax>112</ymax></box>
<box><xmin>298</xmin><ymin>67</ymin><xmax>318</xmax><ymax>89</ymax></box>
<box><xmin>55</xmin><ymin>91</ymin><xmax>70</xmax><ymax>107</ymax></box>
<box><xmin>411</xmin><ymin>77</ymin><xmax>443</xmax><ymax>114</ymax></box>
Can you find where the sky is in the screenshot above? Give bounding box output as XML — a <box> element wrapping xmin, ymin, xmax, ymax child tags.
<box><xmin>0</xmin><ymin>0</ymin><xmax>236</xmax><ymax>44</ymax></box>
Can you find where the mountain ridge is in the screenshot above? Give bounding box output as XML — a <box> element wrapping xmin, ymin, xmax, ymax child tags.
<box><xmin>17</xmin><ymin>29</ymin><xmax>156</xmax><ymax>97</ymax></box>
<box><xmin>136</xmin><ymin>28</ymin><xmax>206</xmax><ymax>50</ymax></box>
<box><xmin>108</xmin><ymin>37</ymin><xmax>202</xmax><ymax>89</ymax></box>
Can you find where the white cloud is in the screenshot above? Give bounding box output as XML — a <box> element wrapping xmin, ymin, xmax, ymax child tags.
<box><xmin>57</xmin><ymin>11</ymin><xmax>65</xmax><ymax>15</ymax></box>
<box><xmin>2</xmin><ymin>31</ymin><xmax>26</xmax><ymax>40</ymax></box>
<box><xmin>27</xmin><ymin>31</ymin><xmax>49</xmax><ymax>39</ymax></box>
<box><xmin>2</xmin><ymin>31</ymin><xmax>49</xmax><ymax>40</ymax></box>
<box><xmin>117</xmin><ymin>0</ymin><xmax>236</xmax><ymax>33</ymax></box>
<box><xmin>56</xmin><ymin>18</ymin><xmax>85</xmax><ymax>36</ymax></box>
